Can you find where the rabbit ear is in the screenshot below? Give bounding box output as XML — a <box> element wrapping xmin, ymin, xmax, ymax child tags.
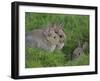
<box><xmin>53</xmin><ymin>23</ymin><xmax>57</xmax><ymax>28</ymax></box>
<box><xmin>48</xmin><ymin>23</ymin><xmax>52</xmax><ymax>28</ymax></box>
<box><xmin>43</xmin><ymin>27</ymin><xmax>52</xmax><ymax>37</ymax></box>
<box><xmin>60</xmin><ymin>23</ymin><xmax>64</xmax><ymax>27</ymax></box>
<box><xmin>78</xmin><ymin>41</ymin><xmax>81</xmax><ymax>47</ymax></box>
<box><xmin>48</xmin><ymin>22</ymin><xmax>57</xmax><ymax>28</ymax></box>
<box><xmin>59</xmin><ymin>23</ymin><xmax>64</xmax><ymax>27</ymax></box>
<box><xmin>59</xmin><ymin>23</ymin><xmax>64</xmax><ymax>30</ymax></box>
<box><xmin>53</xmin><ymin>23</ymin><xmax>64</xmax><ymax>30</ymax></box>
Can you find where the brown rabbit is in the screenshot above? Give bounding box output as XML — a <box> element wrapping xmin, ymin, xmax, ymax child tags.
<box><xmin>72</xmin><ymin>41</ymin><xmax>88</xmax><ymax>59</ymax></box>
<box><xmin>52</xmin><ymin>23</ymin><xmax>66</xmax><ymax>49</ymax></box>
<box><xmin>25</xmin><ymin>27</ymin><xmax>59</xmax><ymax>52</ymax></box>
<box><xmin>72</xmin><ymin>46</ymin><xmax>83</xmax><ymax>59</ymax></box>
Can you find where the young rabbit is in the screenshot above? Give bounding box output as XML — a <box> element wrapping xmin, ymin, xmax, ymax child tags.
<box><xmin>25</xmin><ymin>27</ymin><xmax>59</xmax><ymax>52</ymax></box>
<box><xmin>52</xmin><ymin>23</ymin><xmax>66</xmax><ymax>49</ymax></box>
<box><xmin>72</xmin><ymin>41</ymin><xmax>83</xmax><ymax>59</ymax></box>
<box><xmin>71</xmin><ymin>41</ymin><xmax>88</xmax><ymax>59</ymax></box>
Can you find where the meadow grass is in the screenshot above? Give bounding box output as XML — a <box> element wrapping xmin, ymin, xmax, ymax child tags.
<box><xmin>25</xmin><ymin>12</ymin><xmax>89</xmax><ymax>68</ymax></box>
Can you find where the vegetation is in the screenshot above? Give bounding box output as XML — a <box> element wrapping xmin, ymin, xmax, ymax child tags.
<box><xmin>25</xmin><ymin>12</ymin><xmax>89</xmax><ymax>68</ymax></box>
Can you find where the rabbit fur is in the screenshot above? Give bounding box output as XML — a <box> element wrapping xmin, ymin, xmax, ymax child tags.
<box><xmin>52</xmin><ymin>23</ymin><xmax>66</xmax><ymax>49</ymax></box>
<box><xmin>72</xmin><ymin>41</ymin><xmax>88</xmax><ymax>59</ymax></box>
<box><xmin>25</xmin><ymin>27</ymin><xmax>60</xmax><ymax>52</ymax></box>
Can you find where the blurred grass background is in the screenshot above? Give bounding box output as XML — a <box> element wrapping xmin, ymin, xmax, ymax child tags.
<box><xmin>25</xmin><ymin>12</ymin><xmax>89</xmax><ymax>68</ymax></box>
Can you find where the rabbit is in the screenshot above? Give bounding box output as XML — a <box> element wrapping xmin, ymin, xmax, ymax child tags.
<box><xmin>71</xmin><ymin>41</ymin><xmax>83</xmax><ymax>59</ymax></box>
<box><xmin>71</xmin><ymin>41</ymin><xmax>89</xmax><ymax>59</ymax></box>
<box><xmin>51</xmin><ymin>23</ymin><xmax>66</xmax><ymax>50</ymax></box>
<box><xmin>25</xmin><ymin>27</ymin><xmax>60</xmax><ymax>52</ymax></box>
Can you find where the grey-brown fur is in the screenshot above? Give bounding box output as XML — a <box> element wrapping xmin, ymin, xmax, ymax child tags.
<box><xmin>25</xmin><ymin>23</ymin><xmax>66</xmax><ymax>52</ymax></box>
<box><xmin>71</xmin><ymin>41</ymin><xmax>88</xmax><ymax>59</ymax></box>
<box><xmin>25</xmin><ymin>27</ymin><xmax>59</xmax><ymax>52</ymax></box>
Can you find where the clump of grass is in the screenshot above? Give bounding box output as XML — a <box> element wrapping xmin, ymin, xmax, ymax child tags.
<box><xmin>25</xmin><ymin>47</ymin><xmax>66</xmax><ymax>68</ymax></box>
<box><xmin>65</xmin><ymin>53</ymin><xmax>89</xmax><ymax>66</ymax></box>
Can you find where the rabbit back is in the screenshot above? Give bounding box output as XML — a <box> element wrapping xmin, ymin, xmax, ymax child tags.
<box><xmin>25</xmin><ymin>29</ymin><xmax>57</xmax><ymax>52</ymax></box>
<box><xmin>25</xmin><ymin>32</ymin><xmax>38</xmax><ymax>48</ymax></box>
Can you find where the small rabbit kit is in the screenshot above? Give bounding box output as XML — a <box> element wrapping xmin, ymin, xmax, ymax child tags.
<box><xmin>25</xmin><ymin>23</ymin><xmax>66</xmax><ymax>52</ymax></box>
<box><xmin>72</xmin><ymin>41</ymin><xmax>88</xmax><ymax>59</ymax></box>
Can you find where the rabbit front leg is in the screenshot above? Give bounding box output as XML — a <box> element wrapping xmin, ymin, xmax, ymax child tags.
<box><xmin>56</xmin><ymin>43</ymin><xmax>64</xmax><ymax>50</ymax></box>
<box><xmin>49</xmin><ymin>45</ymin><xmax>56</xmax><ymax>52</ymax></box>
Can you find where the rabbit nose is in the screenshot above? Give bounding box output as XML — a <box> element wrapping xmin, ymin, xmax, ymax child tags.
<box><xmin>60</xmin><ymin>40</ymin><xmax>64</xmax><ymax>43</ymax></box>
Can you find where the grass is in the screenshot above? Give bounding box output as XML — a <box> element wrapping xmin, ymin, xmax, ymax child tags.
<box><xmin>25</xmin><ymin>12</ymin><xmax>89</xmax><ymax>68</ymax></box>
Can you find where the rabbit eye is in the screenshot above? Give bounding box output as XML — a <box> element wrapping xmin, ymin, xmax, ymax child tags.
<box><xmin>54</xmin><ymin>36</ymin><xmax>56</xmax><ymax>39</ymax></box>
<box><xmin>55</xmin><ymin>31</ymin><xmax>58</xmax><ymax>34</ymax></box>
<box><xmin>60</xmin><ymin>35</ymin><xmax>63</xmax><ymax>38</ymax></box>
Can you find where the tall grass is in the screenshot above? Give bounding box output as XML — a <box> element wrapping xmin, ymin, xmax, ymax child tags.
<box><xmin>25</xmin><ymin>12</ymin><xmax>89</xmax><ymax>68</ymax></box>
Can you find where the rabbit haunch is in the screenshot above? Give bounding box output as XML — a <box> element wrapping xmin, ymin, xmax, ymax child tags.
<box><xmin>25</xmin><ymin>27</ymin><xmax>61</xmax><ymax>52</ymax></box>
